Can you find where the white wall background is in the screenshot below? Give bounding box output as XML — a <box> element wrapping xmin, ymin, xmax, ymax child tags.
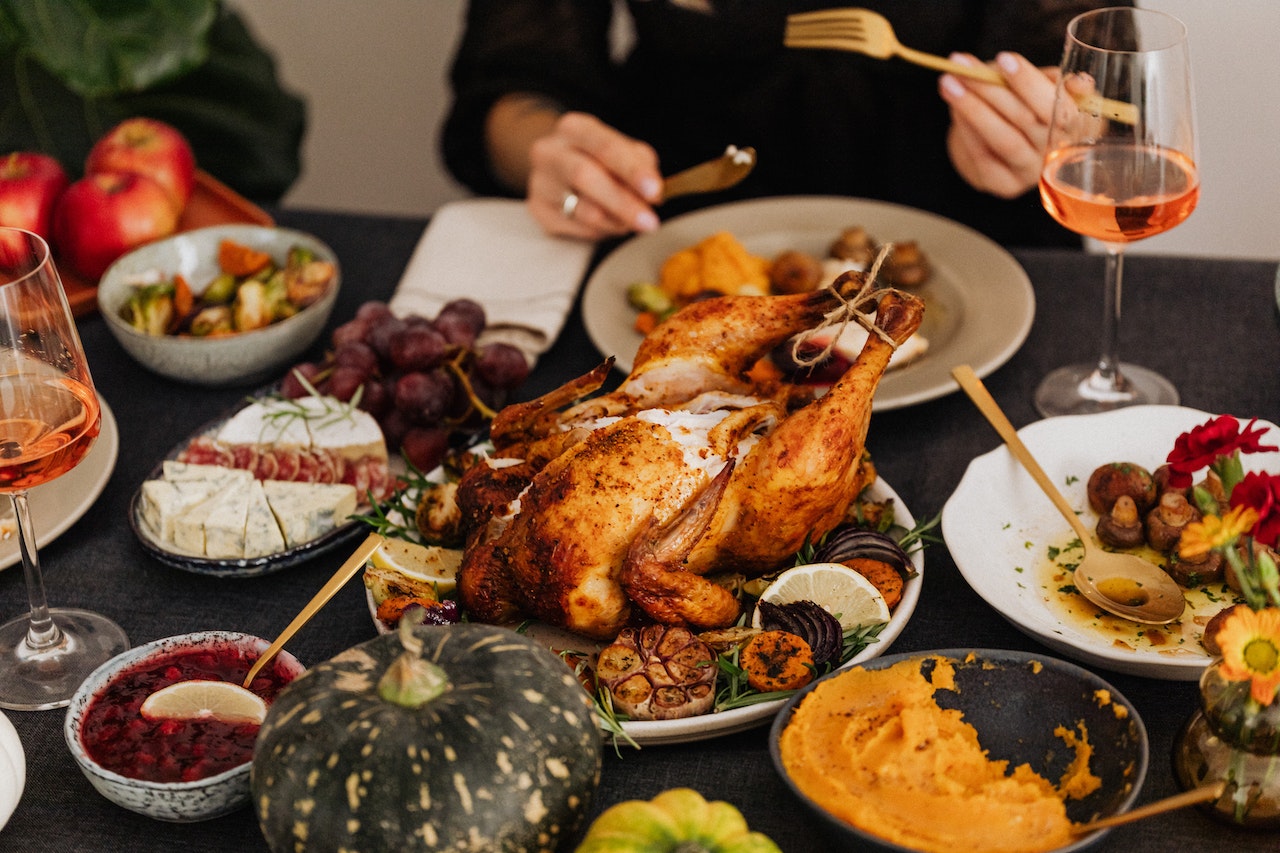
<box><xmin>229</xmin><ymin>0</ymin><xmax>1280</xmax><ymax>261</ymax></box>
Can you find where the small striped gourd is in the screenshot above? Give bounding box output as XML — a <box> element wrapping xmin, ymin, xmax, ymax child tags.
<box><xmin>252</xmin><ymin>620</ymin><xmax>602</xmax><ymax>852</ymax></box>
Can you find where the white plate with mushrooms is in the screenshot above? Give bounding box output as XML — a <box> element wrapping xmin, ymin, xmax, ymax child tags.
<box><xmin>943</xmin><ymin>405</ymin><xmax>1280</xmax><ymax>681</ymax></box>
<box><xmin>581</xmin><ymin>195</ymin><xmax>1034</xmax><ymax>411</ymax></box>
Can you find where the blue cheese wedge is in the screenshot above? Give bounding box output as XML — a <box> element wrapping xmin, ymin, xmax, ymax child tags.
<box><xmin>171</xmin><ymin>476</ymin><xmax>253</xmax><ymax>557</ymax></box>
<box><xmin>262</xmin><ymin>480</ymin><xmax>358</xmax><ymax>549</ymax></box>
<box><xmin>161</xmin><ymin>461</ymin><xmax>255</xmax><ymax>485</ymax></box>
<box><xmin>139</xmin><ymin>479</ymin><xmax>224</xmax><ymax>541</ymax></box>
<box><xmin>244</xmin><ymin>480</ymin><xmax>287</xmax><ymax>558</ymax></box>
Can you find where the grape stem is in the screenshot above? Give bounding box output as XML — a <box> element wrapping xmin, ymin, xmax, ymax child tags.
<box><xmin>445</xmin><ymin>352</ymin><xmax>498</xmax><ymax>421</ymax></box>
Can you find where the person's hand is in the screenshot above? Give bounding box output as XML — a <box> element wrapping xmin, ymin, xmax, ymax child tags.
<box><xmin>938</xmin><ymin>51</ymin><xmax>1059</xmax><ymax>199</ymax></box>
<box><xmin>526</xmin><ymin>112</ymin><xmax>663</xmax><ymax>240</ymax></box>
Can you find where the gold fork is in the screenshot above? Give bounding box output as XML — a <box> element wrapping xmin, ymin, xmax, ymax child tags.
<box><xmin>785</xmin><ymin>8</ymin><xmax>1137</xmax><ymax>125</ymax></box>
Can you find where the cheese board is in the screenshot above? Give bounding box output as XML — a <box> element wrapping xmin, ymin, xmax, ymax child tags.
<box><xmin>130</xmin><ymin>392</ymin><xmax>390</xmax><ymax>577</ymax></box>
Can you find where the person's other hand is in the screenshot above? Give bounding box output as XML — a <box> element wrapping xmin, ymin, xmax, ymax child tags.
<box><xmin>938</xmin><ymin>51</ymin><xmax>1058</xmax><ymax>199</ymax></box>
<box><xmin>527</xmin><ymin>112</ymin><xmax>663</xmax><ymax>240</ymax></box>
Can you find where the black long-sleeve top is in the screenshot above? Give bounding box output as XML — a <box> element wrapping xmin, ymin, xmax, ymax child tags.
<box><xmin>441</xmin><ymin>0</ymin><xmax>1128</xmax><ymax>248</ymax></box>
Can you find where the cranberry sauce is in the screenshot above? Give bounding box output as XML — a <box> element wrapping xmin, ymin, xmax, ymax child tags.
<box><xmin>79</xmin><ymin>642</ymin><xmax>293</xmax><ymax>784</ymax></box>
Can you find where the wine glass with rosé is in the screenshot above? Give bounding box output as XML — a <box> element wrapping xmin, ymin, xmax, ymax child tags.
<box><xmin>0</xmin><ymin>227</ymin><xmax>128</xmax><ymax>710</ymax></box>
<box><xmin>1036</xmin><ymin>6</ymin><xmax>1198</xmax><ymax>417</ymax></box>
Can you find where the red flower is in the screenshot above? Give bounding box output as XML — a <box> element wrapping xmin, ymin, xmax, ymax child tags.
<box><xmin>1166</xmin><ymin>416</ymin><xmax>1278</xmax><ymax>489</ymax></box>
<box><xmin>1231</xmin><ymin>471</ymin><xmax>1280</xmax><ymax>548</ymax></box>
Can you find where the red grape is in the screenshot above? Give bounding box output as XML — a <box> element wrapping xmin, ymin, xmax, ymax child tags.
<box><xmin>394</xmin><ymin>370</ymin><xmax>453</xmax><ymax>423</ymax></box>
<box><xmin>333</xmin><ymin>341</ymin><xmax>379</xmax><ymax>375</ymax></box>
<box><xmin>330</xmin><ymin>318</ymin><xmax>369</xmax><ymax>349</ymax></box>
<box><xmin>433</xmin><ymin>298</ymin><xmax>486</xmax><ymax>347</ymax></box>
<box><xmin>281</xmin><ymin>362</ymin><xmax>324</xmax><ymax>398</ymax></box>
<box><xmin>400</xmin><ymin>426</ymin><xmax>450</xmax><ymax>472</ymax></box>
<box><xmin>474</xmin><ymin>343</ymin><xmax>531</xmax><ymax>389</ymax></box>
<box><xmin>327</xmin><ymin>366</ymin><xmax>367</xmax><ymax>402</ymax></box>
<box><xmin>389</xmin><ymin>324</ymin><xmax>447</xmax><ymax>372</ymax></box>
<box><xmin>366</xmin><ymin>316</ymin><xmax>407</xmax><ymax>361</ymax></box>
<box><xmin>356</xmin><ymin>301</ymin><xmax>394</xmax><ymax>324</ymax></box>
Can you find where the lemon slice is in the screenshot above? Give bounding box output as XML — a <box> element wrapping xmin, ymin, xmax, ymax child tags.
<box><xmin>753</xmin><ymin>562</ymin><xmax>890</xmax><ymax>631</ymax></box>
<box><xmin>368</xmin><ymin>537</ymin><xmax>461</xmax><ymax>596</ymax></box>
<box><xmin>139</xmin><ymin>680</ymin><xmax>268</xmax><ymax>725</ymax></box>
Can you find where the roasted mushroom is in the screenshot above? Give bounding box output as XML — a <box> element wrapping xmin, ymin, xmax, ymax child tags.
<box><xmin>1145</xmin><ymin>491</ymin><xmax>1201</xmax><ymax>552</ymax></box>
<box><xmin>828</xmin><ymin>226</ymin><xmax>877</xmax><ymax>266</ymax></box>
<box><xmin>1202</xmin><ymin>603</ymin><xmax>1247</xmax><ymax>656</ymax></box>
<box><xmin>1096</xmin><ymin>495</ymin><xmax>1145</xmax><ymax>549</ymax></box>
<box><xmin>1151</xmin><ymin>463</ymin><xmax>1187</xmax><ymax>497</ymax></box>
<box><xmin>1087</xmin><ymin>462</ymin><xmax>1156</xmax><ymax>514</ymax></box>
<box><xmin>881</xmin><ymin>240</ymin><xmax>931</xmax><ymax>287</ymax></box>
<box><xmin>1194</xmin><ymin>471</ymin><xmax>1228</xmax><ymax>510</ymax></box>
<box><xmin>769</xmin><ymin>249</ymin><xmax>824</xmax><ymax>294</ymax></box>
<box><xmin>1164</xmin><ymin>549</ymin><xmax>1225</xmax><ymax>588</ymax></box>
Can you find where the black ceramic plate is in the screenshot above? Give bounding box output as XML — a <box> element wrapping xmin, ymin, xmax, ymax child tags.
<box><xmin>129</xmin><ymin>394</ymin><xmax>373</xmax><ymax>578</ymax></box>
<box><xmin>769</xmin><ymin>648</ymin><xmax>1148</xmax><ymax>853</ymax></box>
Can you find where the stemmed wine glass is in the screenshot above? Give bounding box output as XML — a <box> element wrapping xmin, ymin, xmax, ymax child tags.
<box><xmin>0</xmin><ymin>227</ymin><xmax>128</xmax><ymax>710</ymax></box>
<box><xmin>1036</xmin><ymin>6</ymin><xmax>1198</xmax><ymax>417</ymax></box>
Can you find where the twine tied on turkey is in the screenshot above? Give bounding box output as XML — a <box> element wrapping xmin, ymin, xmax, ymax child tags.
<box><xmin>789</xmin><ymin>244</ymin><xmax>902</xmax><ymax>368</ymax></box>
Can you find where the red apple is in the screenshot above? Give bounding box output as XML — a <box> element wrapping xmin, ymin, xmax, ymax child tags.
<box><xmin>0</xmin><ymin>152</ymin><xmax>70</xmax><ymax>240</ymax></box>
<box><xmin>85</xmin><ymin>118</ymin><xmax>196</xmax><ymax>214</ymax></box>
<box><xmin>53</xmin><ymin>171</ymin><xmax>179</xmax><ymax>280</ymax></box>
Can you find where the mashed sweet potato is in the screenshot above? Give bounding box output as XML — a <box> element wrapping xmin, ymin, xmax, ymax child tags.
<box><xmin>779</xmin><ymin>656</ymin><xmax>1098</xmax><ymax>853</ymax></box>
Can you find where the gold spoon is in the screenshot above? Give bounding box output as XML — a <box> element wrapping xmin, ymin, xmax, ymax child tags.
<box><xmin>1072</xmin><ymin>783</ymin><xmax>1224</xmax><ymax>835</ymax></box>
<box><xmin>661</xmin><ymin>145</ymin><xmax>756</xmax><ymax>203</ymax></box>
<box><xmin>242</xmin><ymin>531</ymin><xmax>385</xmax><ymax>688</ymax></box>
<box><xmin>952</xmin><ymin>365</ymin><xmax>1186</xmax><ymax>625</ymax></box>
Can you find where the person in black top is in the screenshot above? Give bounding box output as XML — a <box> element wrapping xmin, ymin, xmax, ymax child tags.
<box><xmin>441</xmin><ymin>0</ymin><xmax>1126</xmax><ymax>247</ymax></box>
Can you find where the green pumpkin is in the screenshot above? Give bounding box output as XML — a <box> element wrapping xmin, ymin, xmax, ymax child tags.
<box><xmin>252</xmin><ymin>620</ymin><xmax>602</xmax><ymax>852</ymax></box>
<box><xmin>574</xmin><ymin>788</ymin><xmax>782</xmax><ymax>853</ymax></box>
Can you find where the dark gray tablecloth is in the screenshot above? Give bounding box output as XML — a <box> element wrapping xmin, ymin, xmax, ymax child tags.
<box><xmin>1</xmin><ymin>208</ymin><xmax>1277</xmax><ymax>851</ymax></box>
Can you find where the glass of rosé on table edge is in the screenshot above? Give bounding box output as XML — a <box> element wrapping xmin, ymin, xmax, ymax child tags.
<box><xmin>1037</xmin><ymin>6</ymin><xmax>1199</xmax><ymax>417</ymax></box>
<box><xmin>0</xmin><ymin>227</ymin><xmax>128</xmax><ymax>710</ymax></box>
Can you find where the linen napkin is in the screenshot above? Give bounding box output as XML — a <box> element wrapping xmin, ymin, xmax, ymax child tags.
<box><xmin>389</xmin><ymin>198</ymin><xmax>595</xmax><ymax>365</ymax></box>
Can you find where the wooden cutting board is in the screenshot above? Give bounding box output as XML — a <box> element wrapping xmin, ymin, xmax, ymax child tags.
<box><xmin>60</xmin><ymin>170</ymin><xmax>274</xmax><ymax>317</ymax></box>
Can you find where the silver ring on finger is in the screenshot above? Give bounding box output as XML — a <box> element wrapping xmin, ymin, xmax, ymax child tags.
<box><xmin>560</xmin><ymin>190</ymin><xmax>580</xmax><ymax>219</ymax></box>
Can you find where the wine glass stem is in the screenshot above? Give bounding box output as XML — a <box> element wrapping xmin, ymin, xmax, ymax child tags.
<box><xmin>1094</xmin><ymin>244</ymin><xmax>1127</xmax><ymax>392</ymax></box>
<box><xmin>10</xmin><ymin>491</ymin><xmax>61</xmax><ymax>651</ymax></box>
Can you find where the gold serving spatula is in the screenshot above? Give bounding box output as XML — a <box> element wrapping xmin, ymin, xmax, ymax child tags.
<box><xmin>662</xmin><ymin>145</ymin><xmax>757</xmax><ymax>203</ymax></box>
<box><xmin>242</xmin><ymin>531</ymin><xmax>384</xmax><ymax>688</ymax></box>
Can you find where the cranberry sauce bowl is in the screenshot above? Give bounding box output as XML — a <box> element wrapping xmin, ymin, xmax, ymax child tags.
<box><xmin>64</xmin><ymin>631</ymin><xmax>304</xmax><ymax>822</ymax></box>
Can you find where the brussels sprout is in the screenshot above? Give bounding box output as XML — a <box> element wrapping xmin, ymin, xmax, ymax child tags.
<box><xmin>201</xmin><ymin>272</ymin><xmax>239</xmax><ymax>305</ymax></box>
<box><xmin>121</xmin><ymin>282</ymin><xmax>176</xmax><ymax>336</ymax></box>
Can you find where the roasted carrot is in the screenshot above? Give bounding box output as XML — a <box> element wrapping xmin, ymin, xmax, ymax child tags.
<box><xmin>217</xmin><ymin>239</ymin><xmax>272</xmax><ymax>277</ymax></box>
<box><xmin>739</xmin><ymin>630</ymin><xmax>814</xmax><ymax>693</ymax></box>
<box><xmin>634</xmin><ymin>310</ymin><xmax>659</xmax><ymax>335</ymax></box>
<box><xmin>843</xmin><ymin>557</ymin><xmax>904</xmax><ymax>610</ymax></box>
<box><xmin>171</xmin><ymin>273</ymin><xmax>194</xmax><ymax>320</ymax></box>
<box><xmin>375</xmin><ymin>594</ymin><xmax>439</xmax><ymax>626</ymax></box>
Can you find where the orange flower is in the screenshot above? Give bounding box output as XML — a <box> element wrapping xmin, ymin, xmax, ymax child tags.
<box><xmin>1179</xmin><ymin>506</ymin><xmax>1260</xmax><ymax>560</ymax></box>
<box><xmin>1216</xmin><ymin>606</ymin><xmax>1280</xmax><ymax>705</ymax></box>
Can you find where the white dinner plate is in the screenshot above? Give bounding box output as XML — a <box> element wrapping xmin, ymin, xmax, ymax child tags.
<box><xmin>369</xmin><ymin>475</ymin><xmax>924</xmax><ymax>747</ymax></box>
<box><xmin>0</xmin><ymin>399</ymin><xmax>118</xmax><ymax>572</ymax></box>
<box><xmin>943</xmin><ymin>405</ymin><xmax>1280</xmax><ymax>681</ymax></box>
<box><xmin>581</xmin><ymin>195</ymin><xmax>1034</xmax><ymax>411</ymax></box>
<box><xmin>0</xmin><ymin>709</ymin><xmax>22</xmax><ymax>831</ymax></box>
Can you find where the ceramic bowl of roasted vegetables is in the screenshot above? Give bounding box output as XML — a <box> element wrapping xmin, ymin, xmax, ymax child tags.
<box><xmin>97</xmin><ymin>224</ymin><xmax>340</xmax><ymax>387</ymax></box>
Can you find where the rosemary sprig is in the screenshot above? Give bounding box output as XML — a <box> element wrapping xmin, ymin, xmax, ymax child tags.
<box><xmin>555</xmin><ymin>647</ymin><xmax>638</xmax><ymax>753</ymax></box>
